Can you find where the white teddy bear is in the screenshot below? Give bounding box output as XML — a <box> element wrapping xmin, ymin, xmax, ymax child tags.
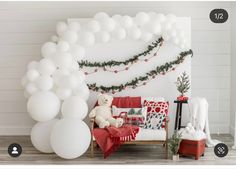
<box><xmin>89</xmin><ymin>94</ymin><xmax>124</xmax><ymax>128</ymax></box>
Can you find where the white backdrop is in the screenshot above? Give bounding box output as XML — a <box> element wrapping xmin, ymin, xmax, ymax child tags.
<box><xmin>69</xmin><ymin>17</ymin><xmax>191</xmax><ymax>134</ymax></box>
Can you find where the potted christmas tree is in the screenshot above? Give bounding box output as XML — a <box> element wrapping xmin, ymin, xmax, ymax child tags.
<box><xmin>169</xmin><ymin>131</ymin><xmax>182</xmax><ymax>161</ymax></box>
<box><xmin>175</xmin><ymin>72</ymin><xmax>190</xmax><ymax>101</ymax></box>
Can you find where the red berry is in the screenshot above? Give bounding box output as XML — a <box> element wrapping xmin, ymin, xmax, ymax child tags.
<box><xmin>144</xmin><ymin>59</ymin><xmax>148</xmax><ymax>62</ymax></box>
<box><xmin>143</xmin><ymin>82</ymin><xmax>146</xmax><ymax>85</ymax></box>
<box><xmin>112</xmin><ymin>91</ymin><xmax>115</xmax><ymax>94</ymax></box>
<box><xmin>125</xmin><ymin>67</ymin><xmax>129</xmax><ymax>70</ymax></box>
<box><xmin>95</xmin><ymin>69</ymin><xmax>98</xmax><ymax>72</ymax></box>
<box><xmin>152</xmin><ymin>76</ymin><xmax>155</xmax><ymax>79</ymax></box>
<box><xmin>103</xmin><ymin>68</ymin><xmax>107</xmax><ymax>71</ymax></box>
<box><xmin>114</xmin><ymin>70</ymin><xmax>118</xmax><ymax>73</ymax></box>
<box><xmin>85</xmin><ymin>72</ymin><xmax>88</xmax><ymax>75</ymax></box>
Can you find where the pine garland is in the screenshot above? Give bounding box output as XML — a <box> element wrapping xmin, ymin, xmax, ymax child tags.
<box><xmin>88</xmin><ymin>49</ymin><xmax>193</xmax><ymax>93</ymax></box>
<box><xmin>78</xmin><ymin>37</ymin><xmax>164</xmax><ymax>68</ymax></box>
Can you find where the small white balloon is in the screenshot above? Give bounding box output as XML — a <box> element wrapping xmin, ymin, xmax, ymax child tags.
<box><xmin>135</xmin><ymin>12</ymin><xmax>150</xmax><ymax>25</ymax></box>
<box><xmin>27</xmin><ymin>91</ymin><xmax>60</xmax><ymax>122</ymax></box>
<box><xmin>38</xmin><ymin>58</ymin><xmax>56</xmax><ymax>76</ymax></box>
<box><xmin>41</xmin><ymin>42</ymin><xmax>57</xmax><ymax>58</ymax></box>
<box><xmin>120</xmin><ymin>15</ymin><xmax>133</xmax><ymax>28</ymax></box>
<box><xmin>112</xmin><ymin>27</ymin><xmax>126</xmax><ymax>40</ymax></box>
<box><xmin>61</xmin><ymin>96</ymin><xmax>88</xmax><ymax>119</ymax></box>
<box><xmin>31</xmin><ymin>119</ymin><xmax>59</xmax><ymax>153</ymax></box>
<box><xmin>58</xmin><ymin>74</ymin><xmax>80</xmax><ymax>89</ymax></box>
<box><xmin>148</xmin><ymin>12</ymin><xmax>157</xmax><ymax>20</ymax></box>
<box><xmin>26</xmin><ymin>83</ymin><xmax>38</xmax><ymax>95</ymax></box>
<box><xmin>51</xmin><ymin>35</ymin><xmax>59</xmax><ymax>43</ymax></box>
<box><xmin>21</xmin><ymin>75</ymin><xmax>29</xmax><ymax>87</ymax></box>
<box><xmin>127</xmin><ymin>26</ymin><xmax>141</xmax><ymax>40</ymax></box>
<box><xmin>156</xmin><ymin>13</ymin><xmax>166</xmax><ymax>23</ymax></box>
<box><xmin>77</xmin><ymin>31</ymin><xmax>95</xmax><ymax>46</ymax></box>
<box><xmin>56</xmin><ymin>22</ymin><xmax>68</xmax><ymax>36</ymax></box>
<box><xmin>95</xmin><ymin>31</ymin><xmax>110</xmax><ymax>43</ymax></box>
<box><xmin>94</xmin><ymin>12</ymin><xmax>109</xmax><ymax>20</ymax></box>
<box><xmin>70</xmin><ymin>44</ymin><xmax>85</xmax><ymax>61</ymax></box>
<box><xmin>61</xmin><ymin>30</ymin><xmax>78</xmax><ymax>44</ymax></box>
<box><xmin>52</xmin><ymin>69</ymin><xmax>70</xmax><ymax>85</ymax></box>
<box><xmin>36</xmin><ymin>75</ymin><xmax>54</xmax><ymax>91</ymax></box>
<box><xmin>112</xmin><ymin>14</ymin><xmax>122</xmax><ymax>23</ymax></box>
<box><xmin>144</xmin><ymin>21</ymin><xmax>161</xmax><ymax>34</ymax></box>
<box><xmin>52</xmin><ymin>52</ymin><xmax>73</xmax><ymax>69</ymax></box>
<box><xmin>27</xmin><ymin>69</ymin><xmax>40</xmax><ymax>82</ymax></box>
<box><xmin>99</xmin><ymin>17</ymin><xmax>116</xmax><ymax>32</ymax></box>
<box><xmin>56</xmin><ymin>88</ymin><xmax>72</xmax><ymax>100</ymax></box>
<box><xmin>68</xmin><ymin>22</ymin><xmax>81</xmax><ymax>32</ymax></box>
<box><xmin>57</xmin><ymin>41</ymin><xmax>70</xmax><ymax>52</ymax></box>
<box><xmin>73</xmin><ymin>83</ymin><xmax>90</xmax><ymax>101</ymax></box>
<box><xmin>86</xmin><ymin>20</ymin><xmax>100</xmax><ymax>33</ymax></box>
<box><xmin>50</xmin><ymin>119</ymin><xmax>91</xmax><ymax>159</ymax></box>
<box><xmin>27</xmin><ymin>61</ymin><xmax>39</xmax><ymax>71</ymax></box>
<box><xmin>140</xmin><ymin>31</ymin><xmax>153</xmax><ymax>42</ymax></box>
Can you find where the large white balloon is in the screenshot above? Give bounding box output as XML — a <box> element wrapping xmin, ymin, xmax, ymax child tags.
<box><xmin>77</xmin><ymin>31</ymin><xmax>95</xmax><ymax>46</ymax></box>
<box><xmin>31</xmin><ymin>119</ymin><xmax>59</xmax><ymax>153</ymax></box>
<box><xmin>27</xmin><ymin>61</ymin><xmax>39</xmax><ymax>71</ymax></box>
<box><xmin>41</xmin><ymin>42</ymin><xmax>57</xmax><ymax>58</ymax></box>
<box><xmin>135</xmin><ymin>12</ymin><xmax>150</xmax><ymax>25</ymax></box>
<box><xmin>52</xmin><ymin>69</ymin><xmax>70</xmax><ymax>85</ymax></box>
<box><xmin>27</xmin><ymin>91</ymin><xmax>60</xmax><ymax>122</ymax></box>
<box><xmin>61</xmin><ymin>30</ymin><xmax>78</xmax><ymax>44</ymax></box>
<box><xmin>38</xmin><ymin>58</ymin><xmax>56</xmax><ymax>76</ymax></box>
<box><xmin>53</xmin><ymin>52</ymin><xmax>73</xmax><ymax>69</ymax></box>
<box><xmin>57</xmin><ymin>41</ymin><xmax>70</xmax><ymax>52</ymax></box>
<box><xmin>36</xmin><ymin>75</ymin><xmax>54</xmax><ymax>91</ymax></box>
<box><xmin>94</xmin><ymin>12</ymin><xmax>109</xmax><ymax>20</ymax></box>
<box><xmin>56</xmin><ymin>22</ymin><xmax>68</xmax><ymax>36</ymax></box>
<box><xmin>95</xmin><ymin>31</ymin><xmax>110</xmax><ymax>43</ymax></box>
<box><xmin>68</xmin><ymin>22</ymin><xmax>81</xmax><ymax>32</ymax></box>
<box><xmin>27</xmin><ymin>69</ymin><xmax>40</xmax><ymax>82</ymax></box>
<box><xmin>85</xmin><ymin>20</ymin><xmax>100</xmax><ymax>33</ymax></box>
<box><xmin>50</xmin><ymin>119</ymin><xmax>91</xmax><ymax>159</ymax></box>
<box><xmin>26</xmin><ymin>83</ymin><xmax>38</xmax><ymax>95</ymax></box>
<box><xmin>61</xmin><ymin>96</ymin><xmax>88</xmax><ymax>119</ymax></box>
<box><xmin>112</xmin><ymin>27</ymin><xmax>126</xmax><ymax>40</ymax></box>
<box><xmin>56</xmin><ymin>87</ymin><xmax>72</xmax><ymax>100</ymax></box>
<box><xmin>73</xmin><ymin>83</ymin><xmax>90</xmax><ymax>101</ymax></box>
<box><xmin>70</xmin><ymin>44</ymin><xmax>85</xmax><ymax>61</ymax></box>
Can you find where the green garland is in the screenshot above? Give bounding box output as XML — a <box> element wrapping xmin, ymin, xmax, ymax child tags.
<box><xmin>88</xmin><ymin>49</ymin><xmax>193</xmax><ymax>93</ymax></box>
<box><xmin>78</xmin><ymin>37</ymin><xmax>164</xmax><ymax>68</ymax></box>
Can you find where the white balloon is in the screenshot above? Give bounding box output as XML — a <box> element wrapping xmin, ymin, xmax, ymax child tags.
<box><xmin>52</xmin><ymin>69</ymin><xmax>70</xmax><ymax>85</ymax></box>
<box><xmin>56</xmin><ymin>22</ymin><xmax>68</xmax><ymax>36</ymax></box>
<box><xmin>135</xmin><ymin>12</ymin><xmax>150</xmax><ymax>25</ymax></box>
<box><xmin>112</xmin><ymin>14</ymin><xmax>122</xmax><ymax>23</ymax></box>
<box><xmin>61</xmin><ymin>96</ymin><xmax>88</xmax><ymax>119</ymax></box>
<box><xmin>140</xmin><ymin>31</ymin><xmax>153</xmax><ymax>42</ymax></box>
<box><xmin>26</xmin><ymin>83</ymin><xmax>38</xmax><ymax>95</ymax></box>
<box><xmin>36</xmin><ymin>75</ymin><xmax>54</xmax><ymax>91</ymax></box>
<box><xmin>50</xmin><ymin>119</ymin><xmax>91</xmax><ymax>159</ymax></box>
<box><xmin>95</xmin><ymin>31</ymin><xmax>110</xmax><ymax>43</ymax></box>
<box><xmin>27</xmin><ymin>69</ymin><xmax>40</xmax><ymax>82</ymax></box>
<box><xmin>166</xmin><ymin>14</ymin><xmax>177</xmax><ymax>23</ymax></box>
<box><xmin>31</xmin><ymin>119</ymin><xmax>59</xmax><ymax>153</ymax></box>
<box><xmin>120</xmin><ymin>15</ymin><xmax>133</xmax><ymax>28</ymax></box>
<box><xmin>27</xmin><ymin>61</ymin><xmax>39</xmax><ymax>71</ymax></box>
<box><xmin>38</xmin><ymin>58</ymin><xmax>56</xmax><ymax>76</ymax></box>
<box><xmin>58</xmin><ymin>74</ymin><xmax>80</xmax><ymax>89</ymax></box>
<box><xmin>71</xmin><ymin>70</ymin><xmax>85</xmax><ymax>82</ymax></box>
<box><xmin>61</xmin><ymin>30</ymin><xmax>78</xmax><ymax>44</ymax></box>
<box><xmin>86</xmin><ymin>20</ymin><xmax>100</xmax><ymax>33</ymax></box>
<box><xmin>57</xmin><ymin>41</ymin><xmax>70</xmax><ymax>52</ymax></box>
<box><xmin>112</xmin><ymin>27</ymin><xmax>126</xmax><ymax>40</ymax></box>
<box><xmin>127</xmin><ymin>26</ymin><xmax>141</xmax><ymax>40</ymax></box>
<box><xmin>144</xmin><ymin>21</ymin><xmax>161</xmax><ymax>34</ymax></box>
<box><xmin>77</xmin><ymin>31</ymin><xmax>95</xmax><ymax>46</ymax></box>
<box><xmin>156</xmin><ymin>13</ymin><xmax>166</xmax><ymax>23</ymax></box>
<box><xmin>68</xmin><ymin>22</ymin><xmax>81</xmax><ymax>32</ymax></box>
<box><xmin>70</xmin><ymin>45</ymin><xmax>85</xmax><ymax>61</ymax></box>
<box><xmin>99</xmin><ymin>17</ymin><xmax>116</xmax><ymax>32</ymax></box>
<box><xmin>51</xmin><ymin>35</ymin><xmax>59</xmax><ymax>43</ymax></box>
<box><xmin>56</xmin><ymin>88</ymin><xmax>72</xmax><ymax>100</ymax></box>
<box><xmin>148</xmin><ymin>12</ymin><xmax>157</xmax><ymax>20</ymax></box>
<box><xmin>21</xmin><ymin>75</ymin><xmax>29</xmax><ymax>87</ymax></box>
<box><xmin>70</xmin><ymin>58</ymin><xmax>80</xmax><ymax>71</ymax></box>
<box><xmin>41</xmin><ymin>42</ymin><xmax>57</xmax><ymax>58</ymax></box>
<box><xmin>53</xmin><ymin>52</ymin><xmax>73</xmax><ymax>69</ymax></box>
<box><xmin>27</xmin><ymin>91</ymin><xmax>60</xmax><ymax>122</ymax></box>
<box><xmin>73</xmin><ymin>83</ymin><xmax>90</xmax><ymax>101</ymax></box>
<box><xmin>94</xmin><ymin>12</ymin><xmax>109</xmax><ymax>20</ymax></box>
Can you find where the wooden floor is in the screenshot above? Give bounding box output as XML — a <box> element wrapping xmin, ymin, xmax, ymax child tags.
<box><xmin>0</xmin><ymin>134</ymin><xmax>235</xmax><ymax>165</ymax></box>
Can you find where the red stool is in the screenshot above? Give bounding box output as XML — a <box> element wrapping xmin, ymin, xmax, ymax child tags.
<box><xmin>178</xmin><ymin>139</ymin><xmax>206</xmax><ymax>160</ymax></box>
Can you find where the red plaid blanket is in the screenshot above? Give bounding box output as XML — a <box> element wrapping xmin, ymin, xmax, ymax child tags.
<box><xmin>93</xmin><ymin>125</ymin><xmax>139</xmax><ymax>158</ymax></box>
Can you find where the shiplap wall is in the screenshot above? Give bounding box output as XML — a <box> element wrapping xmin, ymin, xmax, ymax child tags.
<box><xmin>0</xmin><ymin>1</ymin><xmax>231</xmax><ymax>135</ymax></box>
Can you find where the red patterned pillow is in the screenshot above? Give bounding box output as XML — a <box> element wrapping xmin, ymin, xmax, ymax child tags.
<box><xmin>144</xmin><ymin>100</ymin><xmax>169</xmax><ymax>115</ymax></box>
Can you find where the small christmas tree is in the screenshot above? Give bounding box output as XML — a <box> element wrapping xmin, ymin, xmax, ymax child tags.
<box><xmin>169</xmin><ymin>131</ymin><xmax>182</xmax><ymax>156</ymax></box>
<box><xmin>175</xmin><ymin>72</ymin><xmax>190</xmax><ymax>98</ymax></box>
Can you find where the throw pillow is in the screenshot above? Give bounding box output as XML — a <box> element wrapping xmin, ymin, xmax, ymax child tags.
<box><xmin>144</xmin><ymin>112</ymin><xmax>166</xmax><ymax>130</ymax></box>
<box><xmin>144</xmin><ymin>100</ymin><xmax>169</xmax><ymax>115</ymax></box>
<box><xmin>112</xmin><ymin>106</ymin><xmax>147</xmax><ymax>126</ymax></box>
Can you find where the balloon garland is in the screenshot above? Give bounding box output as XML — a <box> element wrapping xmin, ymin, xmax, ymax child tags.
<box><xmin>88</xmin><ymin>49</ymin><xmax>193</xmax><ymax>94</ymax></box>
<box><xmin>21</xmin><ymin>12</ymin><xmax>191</xmax><ymax>159</ymax></box>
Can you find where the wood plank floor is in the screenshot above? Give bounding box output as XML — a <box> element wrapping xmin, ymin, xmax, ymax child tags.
<box><xmin>0</xmin><ymin>134</ymin><xmax>235</xmax><ymax>165</ymax></box>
